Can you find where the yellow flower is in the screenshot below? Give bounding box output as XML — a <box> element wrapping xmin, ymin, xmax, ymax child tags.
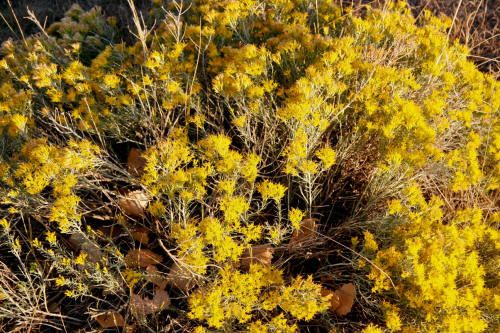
<box><xmin>257</xmin><ymin>180</ymin><xmax>287</xmax><ymax>202</ymax></box>
<box><xmin>220</xmin><ymin>196</ymin><xmax>249</xmax><ymax>226</ymax></box>
<box><xmin>46</xmin><ymin>231</ymin><xmax>57</xmax><ymax>245</ymax></box>
<box><xmin>289</xmin><ymin>208</ymin><xmax>305</xmax><ymax>230</ymax></box>
<box><xmin>193</xmin><ymin>327</ymin><xmax>206</xmax><ymax>333</ymax></box>
<box><xmin>242</xmin><ymin>153</ymin><xmax>260</xmax><ymax>182</ymax></box>
<box><xmin>61</xmin><ymin>257</ymin><xmax>71</xmax><ymax>266</ymax></box>
<box><xmin>268</xmin><ymin>225</ymin><xmax>283</xmax><ymax>245</ymax></box>
<box><xmin>385</xmin><ymin>306</ymin><xmax>402</xmax><ymax>332</ymax></box>
<box><xmin>64</xmin><ymin>289</ymin><xmax>75</xmax><ymax>297</ymax></box>
<box><xmin>148</xmin><ymin>201</ymin><xmax>166</xmax><ymax>216</ymax></box>
<box><xmin>74</xmin><ymin>252</ymin><xmax>87</xmax><ymax>266</ymax></box>
<box><xmin>387</xmin><ymin>199</ymin><xmax>402</xmax><ymax>214</ymax></box>
<box><xmin>362</xmin><ymin>324</ymin><xmax>383</xmax><ymax>333</ymax></box>
<box><xmin>32</xmin><ymin>238</ymin><xmax>41</xmax><ymax>247</ymax></box>
<box><xmin>299</xmin><ymin>160</ymin><xmax>318</xmax><ymax>174</ymax></box>
<box><xmin>363</xmin><ymin>231</ymin><xmax>378</xmax><ymax>252</ymax></box>
<box><xmin>55</xmin><ymin>275</ymin><xmax>66</xmax><ymax>287</ymax></box>
<box><xmin>9</xmin><ymin>114</ymin><xmax>27</xmax><ymax>136</ymax></box>
<box><xmin>103</xmin><ymin>74</ymin><xmax>120</xmax><ymax>88</ymax></box>
<box><xmin>12</xmin><ymin>238</ymin><xmax>21</xmax><ymax>250</ymax></box>
<box><xmin>199</xmin><ymin>134</ymin><xmax>232</xmax><ymax>158</ymax></box>
<box><xmin>218</xmin><ymin>179</ymin><xmax>236</xmax><ymax>195</ymax></box>
<box><xmin>315</xmin><ymin>147</ymin><xmax>336</xmax><ymax>169</ymax></box>
<box><xmin>232</xmin><ymin>115</ymin><xmax>246</xmax><ymax>127</ymax></box>
<box><xmin>0</xmin><ymin>218</ymin><xmax>10</xmax><ymax>230</ymax></box>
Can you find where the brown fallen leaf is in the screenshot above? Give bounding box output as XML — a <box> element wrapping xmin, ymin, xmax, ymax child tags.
<box><xmin>145</xmin><ymin>265</ymin><xmax>167</xmax><ymax>289</ymax></box>
<box><xmin>47</xmin><ymin>302</ymin><xmax>60</xmax><ymax>313</ymax></box>
<box><xmin>127</xmin><ymin>148</ymin><xmax>147</xmax><ymax>178</ymax></box>
<box><xmin>240</xmin><ymin>244</ymin><xmax>273</xmax><ymax>271</ymax></box>
<box><xmin>67</xmin><ymin>233</ymin><xmax>103</xmax><ymax>264</ymax></box>
<box><xmin>132</xmin><ymin>227</ymin><xmax>149</xmax><ymax>245</ymax></box>
<box><xmin>124</xmin><ymin>324</ymin><xmax>137</xmax><ymax>333</ymax></box>
<box><xmin>289</xmin><ymin>218</ymin><xmax>318</xmax><ymax>247</ymax></box>
<box><xmin>96</xmin><ymin>311</ymin><xmax>125</xmax><ymax>328</ymax></box>
<box><xmin>125</xmin><ymin>249</ymin><xmax>163</xmax><ymax>268</ymax></box>
<box><xmin>334</xmin><ymin>283</ymin><xmax>356</xmax><ymax>316</ymax></box>
<box><xmin>118</xmin><ymin>190</ymin><xmax>149</xmax><ymax>217</ymax></box>
<box><xmin>97</xmin><ymin>225</ymin><xmax>125</xmax><ymax>239</ymax></box>
<box><xmin>167</xmin><ymin>261</ymin><xmax>196</xmax><ymax>292</ymax></box>
<box><xmin>130</xmin><ymin>288</ymin><xmax>170</xmax><ymax>316</ymax></box>
<box><xmin>321</xmin><ymin>288</ymin><xmax>341</xmax><ymax>312</ymax></box>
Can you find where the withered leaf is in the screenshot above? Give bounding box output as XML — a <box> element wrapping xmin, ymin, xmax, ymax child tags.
<box><xmin>127</xmin><ymin>148</ymin><xmax>147</xmax><ymax>178</ymax></box>
<box><xmin>97</xmin><ymin>225</ymin><xmax>125</xmax><ymax>239</ymax></box>
<box><xmin>95</xmin><ymin>311</ymin><xmax>125</xmax><ymax>328</ymax></box>
<box><xmin>47</xmin><ymin>302</ymin><xmax>60</xmax><ymax>313</ymax></box>
<box><xmin>145</xmin><ymin>265</ymin><xmax>167</xmax><ymax>289</ymax></box>
<box><xmin>124</xmin><ymin>324</ymin><xmax>137</xmax><ymax>333</ymax></box>
<box><xmin>334</xmin><ymin>283</ymin><xmax>356</xmax><ymax>316</ymax></box>
<box><xmin>130</xmin><ymin>288</ymin><xmax>170</xmax><ymax>316</ymax></box>
<box><xmin>240</xmin><ymin>244</ymin><xmax>273</xmax><ymax>271</ymax></box>
<box><xmin>125</xmin><ymin>249</ymin><xmax>163</xmax><ymax>268</ymax></box>
<box><xmin>321</xmin><ymin>288</ymin><xmax>341</xmax><ymax>312</ymax></box>
<box><xmin>132</xmin><ymin>227</ymin><xmax>150</xmax><ymax>245</ymax></box>
<box><xmin>118</xmin><ymin>190</ymin><xmax>149</xmax><ymax>217</ymax></box>
<box><xmin>167</xmin><ymin>261</ymin><xmax>196</xmax><ymax>292</ymax></box>
<box><xmin>67</xmin><ymin>233</ymin><xmax>103</xmax><ymax>264</ymax></box>
<box><xmin>289</xmin><ymin>218</ymin><xmax>318</xmax><ymax>247</ymax></box>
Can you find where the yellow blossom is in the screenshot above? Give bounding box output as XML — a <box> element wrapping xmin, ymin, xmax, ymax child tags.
<box><xmin>257</xmin><ymin>180</ymin><xmax>287</xmax><ymax>202</ymax></box>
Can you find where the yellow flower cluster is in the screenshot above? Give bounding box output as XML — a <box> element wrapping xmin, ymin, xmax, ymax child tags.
<box><xmin>365</xmin><ymin>183</ymin><xmax>500</xmax><ymax>332</ymax></box>
<box><xmin>2</xmin><ymin>139</ymin><xmax>99</xmax><ymax>232</ymax></box>
<box><xmin>0</xmin><ymin>0</ymin><xmax>498</xmax><ymax>331</ymax></box>
<box><xmin>189</xmin><ymin>264</ymin><xmax>328</xmax><ymax>330</ymax></box>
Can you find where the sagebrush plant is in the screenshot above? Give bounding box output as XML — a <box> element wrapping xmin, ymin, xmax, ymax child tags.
<box><xmin>0</xmin><ymin>0</ymin><xmax>498</xmax><ymax>332</ymax></box>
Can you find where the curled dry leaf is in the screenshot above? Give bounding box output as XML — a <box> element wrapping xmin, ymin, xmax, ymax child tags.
<box><xmin>118</xmin><ymin>190</ymin><xmax>149</xmax><ymax>217</ymax></box>
<box><xmin>125</xmin><ymin>249</ymin><xmax>163</xmax><ymax>268</ymax></box>
<box><xmin>130</xmin><ymin>288</ymin><xmax>170</xmax><ymax>316</ymax></box>
<box><xmin>289</xmin><ymin>218</ymin><xmax>318</xmax><ymax>247</ymax></box>
<box><xmin>146</xmin><ymin>265</ymin><xmax>167</xmax><ymax>289</ymax></box>
<box><xmin>95</xmin><ymin>311</ymin><xmax>125</xmax><ymax>328</ymax></box>
<box><xmin>167</xmin><ymin>261</ymin><xmax>196</xmax><ymax>292</ymax></box>
<box><xmin>334</xmin><ymin>283</ymin><xmax>356</xmax><ymax>316</ymax></box>
<box><xmin>127</xmin><ymin>148</ymin><xmax>147</xmax><ymax>178</ymax></box>
<box><xmin>240</xmin><ymin>244</ymin><xmax>273</xmax><ymax>271</ymax></box>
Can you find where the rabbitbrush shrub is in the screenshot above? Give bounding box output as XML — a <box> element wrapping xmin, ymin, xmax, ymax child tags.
<box><xmin>0</xmin><ymin>0</ymin><xmax>498</xmax><ymax>332</ymax></box>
